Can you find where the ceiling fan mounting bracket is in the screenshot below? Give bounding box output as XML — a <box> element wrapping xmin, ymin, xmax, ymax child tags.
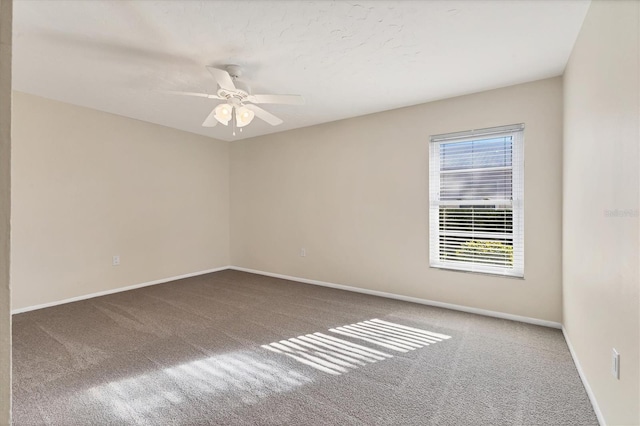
<box><xmin>226</xmin><ymin>64</ymin><xmax>243</xmax><ymax>79</ymax></box>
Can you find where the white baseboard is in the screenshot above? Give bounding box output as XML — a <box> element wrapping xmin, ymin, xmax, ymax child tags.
<box><xmin>13</xmin><ymin>264</ymin><xmax>562</xmax><ymax>330</ymax></box>
<box><xmin>11</xmin><ymin>266</ymin><xmax>231</xmax><ymax>315</ymax></box>
<box><xmin>562</xmin><ymin>327</ymin><xmax>605</xmax><ymax>426</ymax></box>
<box><xmin>228</xmin><ymin>266</ymin><xmax>562</xmax><ymax>329</ymax></box>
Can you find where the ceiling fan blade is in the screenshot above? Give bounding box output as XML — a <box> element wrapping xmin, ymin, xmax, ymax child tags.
<box><xmin>162</xmin><ymin>90</ymin><xmax>222</xmax><ymax>99</ymax></box>
<box><xmin>207</xmin><ymin>66</ymin><xmax>236</xmax><ymax>91</ymax></box>
<box><xmin>38</xmin><ymin>30</ymin><xmax>200</xmax><ymax>66</ymax></box>
<box><xmin>248</xmin><ymin>94</ymin><xmax>305</xmax><ymax>105</ymax></box>
<box><xmin>244</xmin><ymin>104</ymin><xmax>283</xmax><ymax>126</ymax></box>
<box><xmin>202</xmin><ymin>108</ymin><xmax>218</xmax><ymax>127</ymax></box>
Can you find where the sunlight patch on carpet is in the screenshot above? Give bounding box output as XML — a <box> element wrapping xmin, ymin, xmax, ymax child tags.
<box><xmin>86</xmin><ymin>351</ymin><xmax>311</xmax><ymax>420</ymax></box>
<box><xmin>262</xmin><ymin>319</ymin><xmax>451</xmax><ymax>375</ymax></box>
<box><xmin>330</xmin><ymin>318</ymin><xmax>451</xmax><ymax>352</ymax></box>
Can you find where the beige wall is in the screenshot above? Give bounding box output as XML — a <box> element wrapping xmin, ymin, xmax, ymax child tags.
<box><xmin>231</xmin><ymin>77</ymin><xmax>563</xmax><ymax>323</ymax></box>
<box><xmin>563</xmin><ymin>1</ymin><xmax>640</xmax><ymax>425</ymax></box>
<box><xmin>11</xmin><ymin>92</ymin><xmax>230</xmax><ymax>310</ymax></box>
<box><xmin>0</xmin><ymin>0</ymin><xmax>11</xmax><ymax>423</ymax></box>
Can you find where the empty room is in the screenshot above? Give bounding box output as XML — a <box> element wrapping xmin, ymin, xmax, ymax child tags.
<box><xmin>0</xmin><ymin>0</ymin><xmax>638</xmax><ymax>425</ymax></box>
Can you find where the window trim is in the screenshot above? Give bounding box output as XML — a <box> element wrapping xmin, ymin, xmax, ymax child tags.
<box><xmin>429</xmin><ymin>124</ymin><xmax>525</xmax><ymax>278</ymax></box>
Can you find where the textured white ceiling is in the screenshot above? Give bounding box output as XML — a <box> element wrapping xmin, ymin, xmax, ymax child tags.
<box><xmin>13</xmin><ymin>1</ymin><xmax>590</xmax><ymax>141</ymax></box>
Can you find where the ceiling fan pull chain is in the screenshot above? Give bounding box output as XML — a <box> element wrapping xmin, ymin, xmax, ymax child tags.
<box><xmin>232</xmin><ymin>106</ymin><xmax>236</xmax><ymax>136</ymax></box>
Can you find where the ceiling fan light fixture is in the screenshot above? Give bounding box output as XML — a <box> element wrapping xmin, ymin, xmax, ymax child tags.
<box><xmin>236</xmin><ymin>106</ymin><xmax>255</xmax><ymax>127</ymax></box>
<box><xmin>214</xmin><ymin>103</ymin><xmax>233</xmax><ymax>125</ymax></box>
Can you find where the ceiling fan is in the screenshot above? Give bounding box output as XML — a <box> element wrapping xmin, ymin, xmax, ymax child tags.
<box><xmin>167</xmin><ymin>65</ymin><xmax>304</xmax><ymax>134</ymax></box>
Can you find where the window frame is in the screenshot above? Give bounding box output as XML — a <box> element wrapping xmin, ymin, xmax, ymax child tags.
<box><xmin>429</xmin><ymin>124</ymin><xmax>525</xmax><ymax>278</ymax></box>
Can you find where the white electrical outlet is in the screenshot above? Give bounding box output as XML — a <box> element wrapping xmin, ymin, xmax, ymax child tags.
<box><xmin>612</xmin><ymin>348</ymin><xmax>620</xmax><ymax>379</ymax></box>
<box><xmin>112</xmin><ymin>255</ymin><xmax>120</xmax><ymax>266</ymax></box>
<box><xmin>300</xmin><ymin>248</ymin><xmax>306</xmax><ymax>257</ymax></box>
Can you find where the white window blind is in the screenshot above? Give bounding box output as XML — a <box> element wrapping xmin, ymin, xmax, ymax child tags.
<box><xmin>429</xmin><ymin>124</ymin><xmax>524</xmax><ymax>277</ymax></box>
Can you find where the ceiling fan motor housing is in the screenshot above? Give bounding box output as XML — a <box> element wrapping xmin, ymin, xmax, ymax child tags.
<box><xmin>217</xmin><ymin>87</ymin><xmax>249</xmax><ymax>105</ymax></box>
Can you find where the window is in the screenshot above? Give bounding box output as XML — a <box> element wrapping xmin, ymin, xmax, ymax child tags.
<box><xmin>429</xmin><ymin>124</ymin><xmax>524</xmax><ymax>277</ymax></box>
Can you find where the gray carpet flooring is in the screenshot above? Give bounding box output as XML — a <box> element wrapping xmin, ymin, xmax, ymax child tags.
<box><xmin>12</xmin><ymin>270</ymin><xmax>597</xmax><ymax>425</ymax></box>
